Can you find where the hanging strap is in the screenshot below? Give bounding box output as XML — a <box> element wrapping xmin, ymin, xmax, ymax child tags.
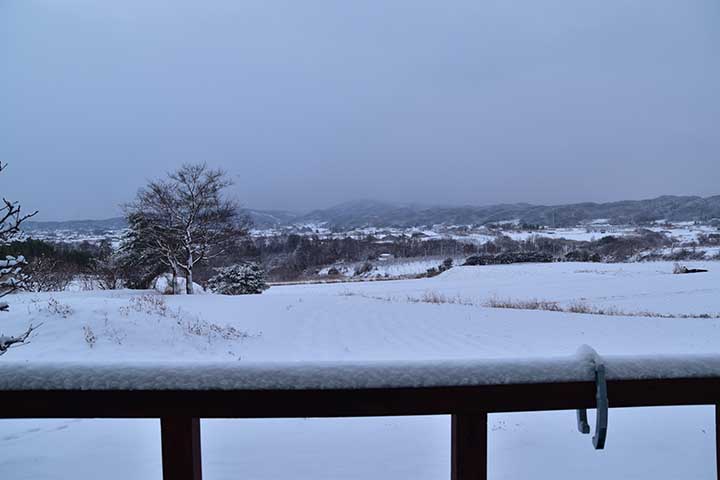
<box><xmin>576</xmin><ymin>346</ymin><xmax>609</xmax><ymax>450</ymax></box>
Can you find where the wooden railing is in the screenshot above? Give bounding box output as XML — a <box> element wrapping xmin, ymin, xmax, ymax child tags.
<box><xmin>3</xmin><ymin>376</ymin><xmax>720</xmax><ymax>480</ymax></box>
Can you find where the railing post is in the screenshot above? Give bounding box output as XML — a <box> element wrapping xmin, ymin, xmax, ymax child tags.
<box><xmin>451</xmin><ymin>413</ymin><xmax>488</xmax><ymax>480</ymax></box>
<box><xmin>161</xmin><ymin>417</ymin><xmax>203</xmax><ymax>480</ymax></box>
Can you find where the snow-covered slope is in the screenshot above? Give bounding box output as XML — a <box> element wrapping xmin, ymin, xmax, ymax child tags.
<box><xmin>1</xmin><ymin>261</ymin><xmax>719</xmax><ymax>479</ymax></box>
<box><xmin>1</xmin><ymin>261</ymin><xmax>718</xmax><ymax>366</ymax></box>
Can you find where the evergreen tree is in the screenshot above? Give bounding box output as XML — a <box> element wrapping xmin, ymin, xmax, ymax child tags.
<box><xmin>208</xmin><ymin>263</ymin><xmax>269</xmax><ymax>295</ymax></box>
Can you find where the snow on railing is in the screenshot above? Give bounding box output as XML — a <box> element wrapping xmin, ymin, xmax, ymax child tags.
<box><xmin>3</xmin><ymin>346</ymin><xmax>720</xmax><ymax>480</ymax></box>
<box><xmin>2</xmin><ymin>346</ymin><xmax>720</xmax><ymax>391</ymax></box>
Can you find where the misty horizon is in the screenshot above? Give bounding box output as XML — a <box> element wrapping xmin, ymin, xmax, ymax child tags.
<box><xmin>21</xmin><ymin>191</ymin><xmax>720</xmax><ymax>223</ymax></box>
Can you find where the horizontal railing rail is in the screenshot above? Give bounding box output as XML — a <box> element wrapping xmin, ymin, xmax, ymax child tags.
<box><xmin>3</xmin><ymin>376</ymin><xmax>720</xmax><ymax>480</ymax></box>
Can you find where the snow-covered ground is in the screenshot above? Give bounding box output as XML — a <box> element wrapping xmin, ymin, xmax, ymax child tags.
<box><xmin>655</xmin><ymin>245</ymin><xmax>720</xmax><ymax>259</ymax></box>
<box><xmin>1</xmin><ymin>261</ymin><xmax>719</xmax><ymax>478</ymax></box>
<box><xmin>503</xmin><ymin>223</ymin><xmax>719</xmax><ymax>245</ymax></box>
<box><xmin>27</xmin><ymin>219</ymin><xmax>720</xmax><ymax>251</ymax></box>
<box><xmin>3</xmin><ymin>407</ymin><xmax>715</xmax><ymax>480</ymax></box>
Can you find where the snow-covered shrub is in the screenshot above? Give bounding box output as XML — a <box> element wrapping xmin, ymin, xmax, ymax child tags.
<box><xmin>44</xmin><ymin>298</ymin><xmax>73</xmax><ymax>318</ymax></box>
<box><xmin>152</xmin><ymin>274</ymin><xmax>179</xmax><ymax>295</ymax></box>
<box><xmin>485</xmin><ymin>297</ymin><xmax>563</xmax><ymax>312</ymax></box>
<box><xmin>120</xmin><ymin>294</ymin><xmax>170</xmax><ymax>317</ymax></box>
<box><xmin>354</xmin><ymin>261</ymin><xmax>373</xmax><ymax>276</ymax></box>
<box><xmin>26</xmin><ymin>297</ymin><xmax>73</xmax><ymax>318</ymax></box>
<box><xmin>425</xmin><ymin>266</ymin><xmax>440</xmax><ymax>278</ymax></box>
<box><xmin>0</xmin><ymin>255</ymin><xmax>27</xmax><ymax>309</ymax></box>
<box><xmin>407</xmin><ymin>291</ymin><xmax>474</xmax><ymax>305</ymax></box>
<box><xmin>182</xmin><ymin>317</ymin><xmax>251</xmax><ymax>341</ymax></box>
<box><xmin>83</xmin><ymin>325</ymin><xmax>97</xmax><ymax>348</ymax></box>
<box><xmin>152</xmin><ymin>274</ymin><xmax>205</xmax><ymax>295</ymax></box>
<box><xmin>208</xmin><ymin>263</ymin><xmax>269</xmax><ymax>295</ymax></box>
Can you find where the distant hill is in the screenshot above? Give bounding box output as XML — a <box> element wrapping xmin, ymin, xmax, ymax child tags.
<box><xmin>24</xmin><ymin>217</ymin><xmax>128</xmax><ymax>233</ymax></box>
<box><xmin>246</xmin><ymin>209</ymin><xmax>300</xmax><ymax>228</ymax></box>
<box><xmin>22</xmin><ymin>195</ymin><xmax>720</xmax><ymax>233</ymax></box>
<box><xmin>23</xmin><ymin>209</ymin><xmax>301</xmax><ymax>233</ymax></box>
<box><xmin>296</xmin><ymin>195</ymin><xmax>720</xmax><ymax>229</ymax></box>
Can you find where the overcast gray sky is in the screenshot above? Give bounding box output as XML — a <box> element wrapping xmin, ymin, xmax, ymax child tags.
<box><xmin>2</xmin><ymin>0</ymin><xmax>719</xmax><ymax>220</ymax></box>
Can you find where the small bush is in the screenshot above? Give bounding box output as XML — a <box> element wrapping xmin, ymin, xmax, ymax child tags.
<box><xmin>43</xmin><ymin>298</ymin><xmax>73</xmax><ymax>318</ymax></box>
<box><xmin>566</xmin><ymin>300</ymin><xmax>594</xmax><ymax>314</ymax></box>
<box><xmin>24</xmin><ymin>256</ymin><xmax>75</xmax><ymax>292</ymax></box>
<box><xmin>123</xmin><ymin>294</ymin><xmax>169</xmax><ymax>316</ymax></box>
<box><xmin>354</xmin><ymin>261</ymin><xmax>373</xmax><ymax>276</ymax></box>
<box><xmin>425</xmin><ymin>258</ymin><xmax>455</xmax><ymax>278</ymax></box>
<box><xmin>83</xmin><ymin>325</ymin><xmax>97</xmax><ymax>348</ymax></box>
<box><xmin>407</xmin><ymin>291</ymin><xmax>474</xmax><ymax>306</ymax></box>
<box><xmin>483</xmin><ymin>296</ymin><xmax>719</xmax><ymax>319</ymax></box>
<box><xmin>485</xmin><ymin>297</ymin><xmax>562</xmax><ymax>311</ymax></box>
<box><xmin>208</xmin><ymin>263</ymin><xmax>269</xmax><ymax>295</ymax></box>
<box><xmin>182</xmin><ymin>317</ymin><xmax>252</xmax><ymax>341</ymax></box>
<box><xmin>425</xmin><ymin>267</ymin><xmax>440</xmax><ymax>278</ymax></box>
<box><xmin>415</xmin><ymin>291</ymin><xmax>447</xmax><ymax>304</ymax></box>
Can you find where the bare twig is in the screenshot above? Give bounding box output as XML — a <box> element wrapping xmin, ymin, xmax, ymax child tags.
<box><xmin>0</xmin><ymin>323</ymin><xmax>42</xmax><ymax>356</ymax></box>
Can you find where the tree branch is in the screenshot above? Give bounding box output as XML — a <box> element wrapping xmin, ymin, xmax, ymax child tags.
<box><xmin>0</xmin><ymin>323</ymin><xmax>42</xmax><ymax>356</ymax></box>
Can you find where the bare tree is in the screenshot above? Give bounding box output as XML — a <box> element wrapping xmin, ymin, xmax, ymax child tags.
<box><xmin>23</xmin><ymin>255</ymin><xmax>76</xmax><ymax>293</ymax></box>
<box><xmin>89</xmin><ymin>241</ymin><xmax>125</xmax><ymax>290</ymax></box>
<box><xmin>0</xmin><ymin>162</ymin><xmax>40</xmax><ymax>354</ymax></box>
<box><xmin>169</xmin><ymin>164</ymin><xmax>250</xmax><ymax>293</ymax></box>
<box><xmin>0</xmin><ymin>164</ymin><xmax>37</xmax><ymax>239</ymax></box>
<box><xmin>125</xmin><ymin>163</ymin><xmax>250</xmax><ymax>294</ymax></box>
<box><xmin>0</xmin><ymin>162</ymin><xmax>37</xmax><ymax>307</ymax></box>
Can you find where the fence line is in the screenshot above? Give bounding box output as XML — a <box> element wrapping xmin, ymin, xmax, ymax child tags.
<box><xmin>3</xmin><ymin>376</ymin><xmax>720</xmax><ymax>479</ymax></box>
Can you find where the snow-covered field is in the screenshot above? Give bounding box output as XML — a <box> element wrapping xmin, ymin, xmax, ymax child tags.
<box><xmin>2</xmin><ymin>261</ymin><xmax>719</xmax><ymax>479</ymax></box>
<box><xmin>502</xmin><ymin>223</ymin><xmax>719</xmax><ymax>244</ymax></box>
<box><xmin>27</xmin><ymin>219</ymin><xmax>720</xmax><ymax>250</ymax></box>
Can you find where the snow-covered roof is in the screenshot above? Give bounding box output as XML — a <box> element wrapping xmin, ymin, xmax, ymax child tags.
<box><xmin>2</xmin><ymin>348</ymin><xmax>720</xmax><ymax>391</ymax></box>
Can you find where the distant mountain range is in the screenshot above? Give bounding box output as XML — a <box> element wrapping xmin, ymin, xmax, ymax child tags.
<box><xmin>23</xmin><ymin>195</ymin><xmax>720</xmax><ymax>232</ymax></box>
<box><xmin>297</xmin><ymin>195</ymin><xmax>720</xmax><ymax>229</ymax></box>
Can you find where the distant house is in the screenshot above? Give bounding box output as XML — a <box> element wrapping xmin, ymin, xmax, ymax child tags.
<box><xmin>378</xmin><ymin>253</ymin><xmax>394</xmax><ymax>262</ymax></box>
